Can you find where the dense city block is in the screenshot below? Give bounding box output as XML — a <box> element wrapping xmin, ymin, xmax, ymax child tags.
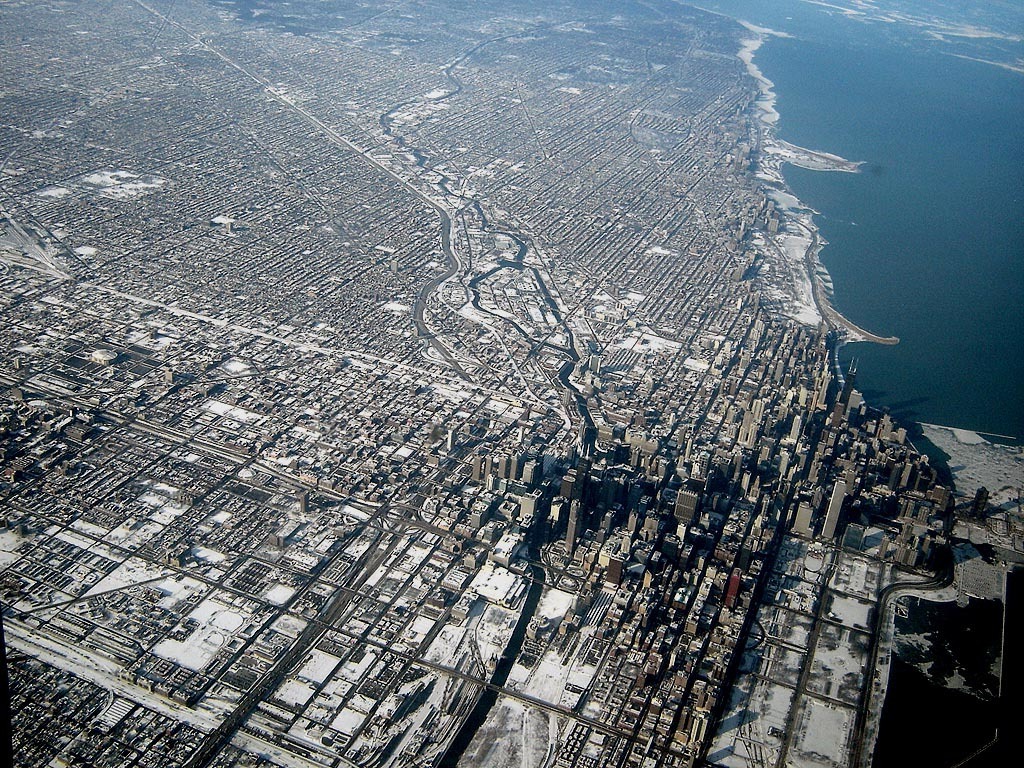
<box><xmin>1</xmin><ymin>2</ymin><xmax>1019</xmax><ymax>768</ymax></box>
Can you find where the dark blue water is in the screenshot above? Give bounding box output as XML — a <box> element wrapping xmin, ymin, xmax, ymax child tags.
<box><xmin>704</xmin><ymin>0</ymin><xmax>1024</xmax><ymax>439</ymax></box>
<box><xmin>763</xmin><ymin>42</ymin><xmax>1024</xmax><ymax>439</ymax></box>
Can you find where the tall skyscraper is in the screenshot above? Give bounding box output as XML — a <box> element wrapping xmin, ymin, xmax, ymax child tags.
<box><xmin>675</xmin><ymin>490</ymin><xmax>699</xmax><ymax>526</ymax></box>
<box><xmin>793</xmin><ymin>501</ymin><xmax>814</xmax><ymax>538</ymax></box>
<box><xmin>822</xmin><ymin>480</ymin><xmax>847</xmax><ymax>539</ymax></box>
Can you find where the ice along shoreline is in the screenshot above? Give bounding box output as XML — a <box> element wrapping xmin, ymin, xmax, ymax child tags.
<box><xmin>738</xmin><ymin>23</ymin><xmax>899</xmax><ymax>347</ymax></box>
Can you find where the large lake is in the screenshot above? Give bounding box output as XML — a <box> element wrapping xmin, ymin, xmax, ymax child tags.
<box><xmin>709</xmin><ymin>0</ymin><xmax>1024</xmax><ymax>439</ymax></box>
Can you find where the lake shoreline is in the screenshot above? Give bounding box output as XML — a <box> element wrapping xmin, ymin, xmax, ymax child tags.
<box><xmin>738</xmin><ymin>28</ymin><xmax>899</xmax><ymax>348</ymax></box>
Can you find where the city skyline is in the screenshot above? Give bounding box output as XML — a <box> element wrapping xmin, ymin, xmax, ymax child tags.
<box><xmin>0</xmin><ymin>1</ymin><xmax>1019</xmax><ymax>767</ymax></box>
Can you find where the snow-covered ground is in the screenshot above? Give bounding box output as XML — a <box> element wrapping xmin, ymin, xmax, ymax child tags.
<box><xmin>469</xmin><ymin>562</ymin><xmax>527</xmax><ymax>606</ymax></box>
<box><xmin>613</xmin><ymin>329</ymin><xmax>683</xmax><ymax>355</ymax></box>
<box><xmin>264</xmin><ymin>583</ymin><xmax>296</xmax><ymax>605</ymax></box>
<box><xmin>920</xmin><ymin>422</ymin><xmax>1023</xmax><ymax>505</ymax></box>
<box><xmin>221</xmin><ymin>358</ymin><xmax>252</xmax><ymax>374</ymax></box>
<box><xmin>457</xmin><ymin>697</ymin><xmax>559</xmax><ymax>768</ymax></box>
<box><xmin>474</xmin><ymin>603</ymin><xmax>518</xmax><ymax>670</ymax></box>
<box><xmin>535</xmin><ymin>586</ymin><xmax>574</xmax><ymax>622</ymax></box>
<box><xmin>77</xmin><ymin>169</ymin><xmax>168</xmax><ymax>199</ymax></box>
<box><xmin>827</xmin><ymin>593</ymin><xmax>873</xmax><ymax>630</ymax></box>
<box><xmin>203</xmin><ymin>398</ymin><xmax>264</xmax><ymax>424</ymax></box>
<box><xmin>790</xmin><ymin>698</ymin><xmax>854</xmax><ymax>768</ymax></box>
<box><xmin>0</xmin><ymin>528</ymin><xmax>26</xmax><ymax>569</ymax></box>
<box><xmin>151</xmin><ymin>598</ymin><xmax>247</xmax><ymax>671</ymax></box>
<box><xmin>84</xmin><ymin>557</ymin><xmax>169</xmax><ymax>597</ymax></box>
<box><xmin>35</xmin><ymin>185</ymin><xmax>72</xmax><ymax>198</ymax></box>
<box><xmin>710</xmin><ymin>543</ymin><xmax>889</xmax><ymax>768</ymax></box>
<box><xmin>297</xmin><ymin>650</ymin><xmax>342</xmax><ymax>685</ymax></box>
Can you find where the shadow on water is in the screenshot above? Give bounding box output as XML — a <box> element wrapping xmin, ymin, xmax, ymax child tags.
<box><xmin>874</xmin><ymin>595</ymin><xmax>1003</xmax><ymax>767</ymax></box>
<box><xmin>852</xmin><ymin>387</ymin><xmax>934</xmax><ymax>435</ymax></box>
<box><xmin>855</xmin><ymin>389</ymin><xmax>931</xmax><ymax>416</ymax></box>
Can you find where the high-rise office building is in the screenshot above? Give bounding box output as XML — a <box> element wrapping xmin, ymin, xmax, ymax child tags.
<box><xmin>822</xmin><ymin>480</ymin><xmax>847</xmax><ymax>540</ymax></box>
